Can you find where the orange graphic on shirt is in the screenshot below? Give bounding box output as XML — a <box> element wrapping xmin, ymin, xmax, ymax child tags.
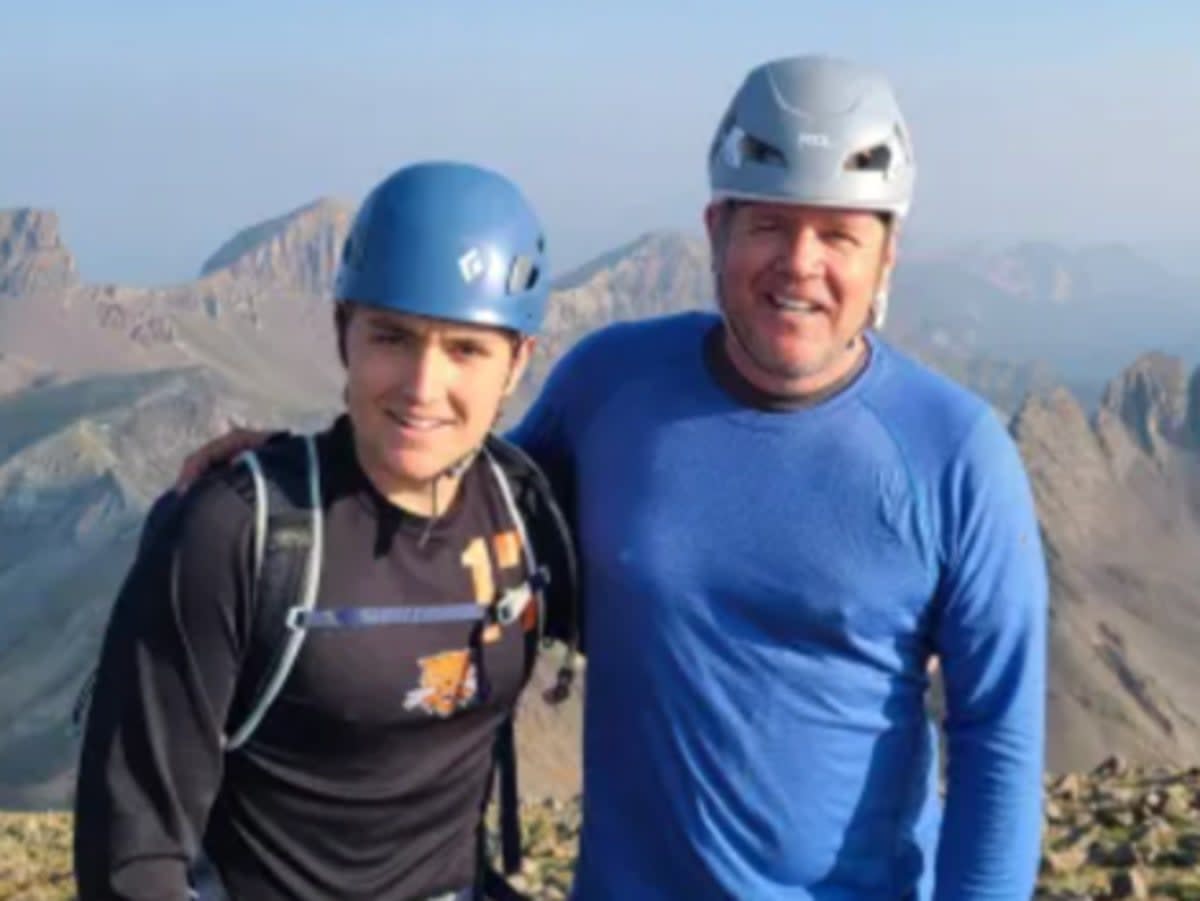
<box><xmin>462</xmin><ymin>531</ymin><xmax>537</xmax><ymax>643</ymax></box>
<box><xmin>493</xmin><ymin>531</ymin><xmax>521</xmax><ymax>569</ymax></box>
<box><xmin>403</xmin><ymin>649</ymin><xmax>478</xmax><ymax>717</ymax></box>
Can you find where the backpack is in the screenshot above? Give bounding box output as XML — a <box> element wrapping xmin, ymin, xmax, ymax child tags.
<box><xmin>75</xmin><ymin>432</ymin><xmax>576</xmax><ymax>900</ymax></box>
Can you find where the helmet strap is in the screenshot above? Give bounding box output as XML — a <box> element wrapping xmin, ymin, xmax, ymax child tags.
<box><xmin>416</xmin><ymin>449</ymin><xmax>479</xmax><ymax>549</ymax></box>
<box><xmin>872</xmin><ymin>287</ymin><xmax>890</xmax><ymax>329</ymax></box>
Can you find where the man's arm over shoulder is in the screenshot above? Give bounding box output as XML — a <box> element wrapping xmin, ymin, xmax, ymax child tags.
<box><xmin>933</xmin><ymin>411</ymin><xmax>1048</xmax><ymax>900</ymax></box>
<box><xmin>74</xmin><ymin>474</ymin><xmax>254</xmax><ymax>900</ymax></box>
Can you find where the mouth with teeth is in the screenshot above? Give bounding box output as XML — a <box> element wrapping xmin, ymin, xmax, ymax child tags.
<box><xmin>766</xmin><ymin>294</ymin><xmax>830</xmax><ymax>315</ymax></box>
<box><xmin>384</xmin><ymin>409</ymin><xmax>452</xmax><ymax>435</ymax></box>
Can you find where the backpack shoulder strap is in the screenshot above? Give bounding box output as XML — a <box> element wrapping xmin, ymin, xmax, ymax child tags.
<box><xmin>480</xmin><ymin>444</ymin><xmax>546</xmax><ymax>658</ymax></box>
<box><xmin>477</xmin><ymin>437</ymin><xmax>586</xmax><ymax>891</ymax></box>
<box><xmin>493</xmin><ymin>715</ymin><xmax>522</xmax><ymax>874</ymax></box>
<box><xmin>484</xmin><ymin>434</ymin><xmax>581</xmax><ymax>702</ymax></box>
<box><xmin>72</xmin><ymin>437</ymin><xmax>324</xmax><ymax>746</ymax></box>
<box><xmin>477</xmin><ymin>712</ymin><xmax>529</xmax><ymax>900</ymax></box>
<box><xmin>223</xmin><ymin>433</ymin><xmax>323</xmax><ymax>752</ymax></box>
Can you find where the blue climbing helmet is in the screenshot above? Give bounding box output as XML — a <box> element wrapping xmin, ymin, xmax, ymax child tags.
<box><xmin>334</xmin><ymin>161</ymin><xmax>549</xmax><ymax>334</ymax></box>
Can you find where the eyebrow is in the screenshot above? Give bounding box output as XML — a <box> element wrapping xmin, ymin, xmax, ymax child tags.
<box><xmin>747</xmin><ymin>208</ymin><xmax>783</xmax><ymax>221</ymax></box>
<box><xmin>366</xmin><ymin>317</ymin><xmax>496</xmax><ymax>347</ymax></box>
<box><xmin>365</xmin><ymin>317</ymin><xmax>417</xmax><ymax>335</ymax></box>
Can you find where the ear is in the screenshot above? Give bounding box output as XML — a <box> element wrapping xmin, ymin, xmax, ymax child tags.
<box><xmin>502</xmin><ymin>337</ymin><xmax>536</xmax><ymax>397</ymax></box>
<box><xmin>878</xmin><ymin>229</ymin><xmax>898</xmax><ymax>291</ymax></box>
<box><xmin>704</xmin><ymin>202</ymin><xmax>731</xmax><ymax>274</ymax></box>
<box><xmin>334</xmin><ymin>307</ymin><xmax>348</xmax><ymax>367</ymax></box>
<box><xmin>872</xmin><ymin>228</ymin><xmax>900</xmax><ymax>329</ymax></box>
<box><xmin>334</xmin><ymin>302</ymin><xmax>357</xmax><ymax>367</ymax></box>
<box><xmin>703</xmin><ymin>201</ymin><xmax>724</xmax><ymax>243</ymax></box>
<box><xmin>882</xmin><ymin>226</ymin><xmax>899</xmax><ymax>274</ymax></box>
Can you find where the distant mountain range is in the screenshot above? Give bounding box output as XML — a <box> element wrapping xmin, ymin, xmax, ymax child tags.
<box><xmin>892</xmin><ymin>239</ymin><xmax>1199</xmax><ymax>404</ymax></box>
<box><xmin>0</xmin><ymin>200</ymin><xmax>1197</xmax><ymax>808</ymax></box>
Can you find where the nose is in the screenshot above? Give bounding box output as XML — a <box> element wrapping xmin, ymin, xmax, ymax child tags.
<box><xmin>779</xmin><ymin>225</ymin><xmax>825</xmax><ymax>279</ymax></box>
<box><xmin>402</xmin><ymin>342</ymin><xmax>453</xmax><ymax>405</ymax></box>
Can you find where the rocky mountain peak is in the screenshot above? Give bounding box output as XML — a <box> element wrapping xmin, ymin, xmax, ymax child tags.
<box><xmin>1099</xmin><ymin>352</ymin><xmax>1193</xmax><ymax>456</ymax></box>
<box><xmin>556</xmin><ymin>230</ymin><xmax>708</xmax><ymax>294</ymax></box>
<box><xmin>1012</xmin><ymin>384</ymin><xmax>1089</xmax><ymax>434</ymax></box>
<box><xmin>0</xmin><ymin>209</ymin><xmax>80</xmax><ymax>297</ymax></box>
<box><xmin>198</xmin><ymin>198</ymin><xmax>354</xmax><ymax>295</ymax></box>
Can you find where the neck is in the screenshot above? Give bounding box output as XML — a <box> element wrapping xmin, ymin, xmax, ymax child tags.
<box><xmin>351</xmin><ymin>436</ymin><xmax>467</xmax><ymax>518</ymax></box>
<box><xmin>722</xmin><ymin>328</ymin><xmax>869</xmax><ymax>398</ymax></box>
<box><xmin>382</xmin><ymin>472</ymin><xmax>465</xmax><ymax>518</ymax></box>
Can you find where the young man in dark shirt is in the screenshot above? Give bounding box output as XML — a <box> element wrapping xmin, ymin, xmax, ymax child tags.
<box><xmin>73</xmin><ymin>161</ymin><xmax>577</xmax><ymax>901</ymax></box>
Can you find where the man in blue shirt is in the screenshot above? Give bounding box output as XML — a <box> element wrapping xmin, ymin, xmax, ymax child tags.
<box><xmin>510</xmin><ymin>55</ymin><xmax>1047</xmax><ymax>900</ymax></box>
<box><xmin>181</xmin><ymin>55</ymin><xmax>1048</xmax><ymax>900</ymax></box>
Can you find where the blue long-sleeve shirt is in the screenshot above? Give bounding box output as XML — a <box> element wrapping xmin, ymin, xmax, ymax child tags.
<box><xmin>510</xmin><ymin>312</ymin><xmax>1047</xmax><ymax>900</ymax></box>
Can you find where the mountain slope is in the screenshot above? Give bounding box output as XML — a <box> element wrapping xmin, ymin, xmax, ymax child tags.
<box><xmin>1013</xmin><ymin>355</ymin><xmax>1200</xmax><ymax>770</ymax></box>
<box><xmin>0</xmin><ymin>366</ymin><xmax>332</xmax><ymax>807</ymax></box>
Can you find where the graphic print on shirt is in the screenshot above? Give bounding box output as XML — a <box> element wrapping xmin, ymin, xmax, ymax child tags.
<box><xmin>402</xmin><ymin>529</ymin><xmax>534</xmax><ymax>716</ymax></box>
<box><xmin>403</xmin><ymin>648</ymin><xmax>479</xmax><ymax>717</ymax></box>
<box><xmin>464</xmin><ymin>529</ymin><xmax>537</xmax><ymax>644</ymax></box>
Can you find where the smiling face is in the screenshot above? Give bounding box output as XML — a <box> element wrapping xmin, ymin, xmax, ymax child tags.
<box><xmin>340</xmin><ymin>304</ymin><xmax>532</xmax><ymax>508</ymax></box>
<box><xmin>705</xmin><ymin>200</ymin><xmax>896</xmax><ymax>396</ymax></box>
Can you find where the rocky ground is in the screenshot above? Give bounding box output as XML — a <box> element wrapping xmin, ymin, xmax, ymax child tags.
<box><xmin>1036</xmin><ymin>758</ymin><xmax>1200</xmax><ymax>901</ymax></box>
<box><xmin>3</xmin><ymin>758</ymin><xmax>1198</xmax><ymax>900</ymax></box>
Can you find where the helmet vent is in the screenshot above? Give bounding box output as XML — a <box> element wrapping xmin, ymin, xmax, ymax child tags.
<box><xmin>716</xmin><ymin>122</ymin><xmax>786</xmax><ymax>170</ymax></box>
<box><xmin>740</xmin><ymin>132</ymin><xmax>786</xmax><ymax>168</ymax></box>
<box><xmin>507</xmin><ymin>256</ymin><xmax>539</xmax><ymax>294</ymax></box>
<box><xmin>844</xmin><ymin>143</ymin><xmax>892</xmax><ymax>173</ymax></box>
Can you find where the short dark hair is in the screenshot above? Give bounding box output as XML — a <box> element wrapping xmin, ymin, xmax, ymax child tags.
<box><xmin>333</xmin><ymin>303</ymin><xmax>526</xmax><ymax>367</ymax></box>
<box><xmin>334</xmin><ymin>304</ymin><xmax>352</xmax><ymax>365</ymax></box>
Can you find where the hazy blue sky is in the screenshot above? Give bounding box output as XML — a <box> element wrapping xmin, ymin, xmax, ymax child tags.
<box><xmin>4</xmin><ymin>1</ymin><xmax>1197</xmax><ymax>285</ymax></box>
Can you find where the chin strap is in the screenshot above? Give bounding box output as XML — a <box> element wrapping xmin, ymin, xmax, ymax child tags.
<box><xmin>416</xmin><ymin>447</ymin><xmax>482</xmax><ymax>549</ymax></box>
